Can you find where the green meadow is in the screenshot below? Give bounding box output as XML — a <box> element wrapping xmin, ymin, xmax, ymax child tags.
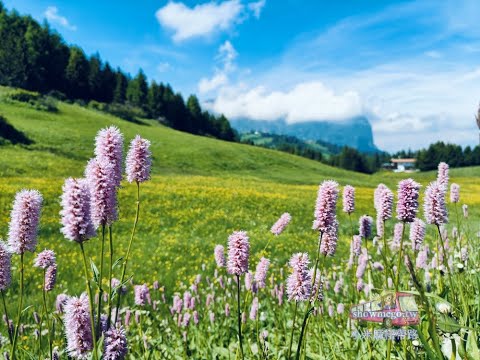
<box><xmin>0</xmin><ymin>91</ymin><xmax>479</xmax><ymax>358</ymax></box>
<box><xmin>0</xmin><ymin>92</ymin><xmax>479</xmax><ymax>295</ymax></box>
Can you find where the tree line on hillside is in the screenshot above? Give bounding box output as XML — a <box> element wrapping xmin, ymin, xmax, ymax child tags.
<box><xmin>410</xmin><ymin>142</ymin><xmax>480</xmax><ymax>171</ymax></box>
<box><xmin>241</xmin><ymin>132</ymin><xmax>390</xmax><ymax>174</ymax></box>
<box><xmin>0</xmin><ymin>2</ymin><xmax>236</xmax><ymax>141</ymax></box>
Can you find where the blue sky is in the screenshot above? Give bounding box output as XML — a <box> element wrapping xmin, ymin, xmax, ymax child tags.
<box><xmin>4</xmin><ymin>0</ymin><xmax>480</xmax><ymax>151</ymax></box>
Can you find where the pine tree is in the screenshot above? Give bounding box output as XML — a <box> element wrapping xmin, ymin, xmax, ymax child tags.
<box><xmin>88</xmin><ymin>53</ymin><xmax>103</xmax><ymax>101</ymax></box>
<box><xmin>148</xmin><ymin>81</ymin><xmax>165</xmax><ymax>119</ymax></box>
<box><xmin>126</xmin><ymin>69</ymin><xmax>148</xmax><ymax>110</ymax></box>
<box><xmin>113</xmin><ymin>70</ymin><xmax>128</xmax><ymax>103</ymax></box>
<box><xmin>65</xmin><ymin>46</ymin><xmax>89</xmax><ymax>99</ymax></box>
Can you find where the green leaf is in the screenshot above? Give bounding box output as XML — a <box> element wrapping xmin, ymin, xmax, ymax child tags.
<box><xmin>90</xmin><ymin>259</ymin><xmax>99</xmax><ymax>285</ymax></box>
<box><xmin>21</xmin><ymin>305</ymin><xmax>34</xmax><ymax>314</ymax></box>
<box><xmin>113</xmin><ymin>257</ymin><xmax>123</xmax><ymax>269</ymax></box>
<box><xmin>437</xmin><ymin>313</ymin><xmax>460</xmax><ymax>334</ymax></box>
<box><xmin>466</xmin><ymin>331</ymin><xmax>480</xmax><ymax>360</ymax></box>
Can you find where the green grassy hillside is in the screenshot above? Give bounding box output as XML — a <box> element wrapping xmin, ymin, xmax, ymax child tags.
<box><xmin>0</xmin><ymin>88</ymin><xmax>375</xmax><ymax>186</ymax></box>
<box><xmin>0</xmin><ymin>89</ymin><xmax>479</xmax><ymax>296</ymax></box>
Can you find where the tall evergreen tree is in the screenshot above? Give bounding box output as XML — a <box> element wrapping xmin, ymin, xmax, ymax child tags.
<box><xmin>187</xmin><ymin>95</ymin><xmax>204</xmax><ymax>134</ymax></box>
<box><xmin>0</xmin><ymin>10</ymin><xmax>27</xmax><ymax>87</ymax></box>
<box><xmin>126</xmin><ymin>69</ymin><xmax>148</xmax><ymax>110</ymax></box>
<box><xmin>148</xmin><ymin>81</ymin><xmax>165</xmax><ymax>119</ymax></box>
<box><xmin>113</xmin><ymin>70</ymin><xmax>128</xmax><ymax>103</ymax></box>
<box><xmin>65</xmin><ymin>46</ymin><xmax>89</xmax><ymax>99</ymax></box>
<box><xmin>99</xmin><ymin>62</ymin><xmax>115</xmax><ymax>103</ymax></box>
<box><xmin>88</xmin><ymin>53</ymin><xmax>103</xmax><ymax>101</ymax></box>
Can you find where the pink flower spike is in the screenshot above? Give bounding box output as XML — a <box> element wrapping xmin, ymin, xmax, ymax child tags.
<box><xmin>85</xmin><ymin>158</ymin><xmax>118</xmax><ymax>228</ymax></box>
<box><xmin>94</xmin><ymin>126</ymin><xmax>124</xmax><ymax>188</ymax></box>
<box><xmin>270</xmin><ymin>213</ymin><xmax>292</xmax><ymax>236</ymax></box>
<box><xmin>60</xmin><ymin>178</ymin><xmax>96</xmax><ymax>242</ymax></box>
<box><xmin>126</xmin><ymin>135</ymin><xmax>152</xmax><ymax>183</ymax></box>
<box><xmin>227</xmin><ymin>231</ymin><xmax>250</xmax><ymax>276</ymax></box>
<box><xmin>8</xmin><ymin>189</ymin><xmax>42</xmax><ymax>255</ymax></box>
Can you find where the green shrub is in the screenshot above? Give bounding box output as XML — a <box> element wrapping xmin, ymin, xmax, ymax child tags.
<box><xmin>3</xmin><ymin>89</ymin><xmax>41</xmax><ymax>103</ymax></box>
<box><xmin>1</xmin><ymin>89</ymin><xmax>58</xmax><ymax>112</ymax></box>
<box><xmin>88</xmin><ymin>101</ymin><xmax>146</xmax><ymax>123</ymax></box>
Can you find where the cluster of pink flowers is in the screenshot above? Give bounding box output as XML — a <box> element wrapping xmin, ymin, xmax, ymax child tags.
<box><xmin>391</xmin><ymin>223</ymin><xmax>404</xmax><ymax>250</ymax></box>
<box><xmin>270</xmin><ymin>212</ymin><xmax>292</xmax><ymax>235</ymax></box>
<box><xmin>286</xmin><ymin>253</ymin><xmax>312</xmax><ymax>302</ymax></box>
<box><xmin>94</xmin><ymin>126</ymin><xmax>124</xmax><ymax>188</ymax></box>
<box><xmin>396</xmin><ymin>179</ymin><xmax>421</xmax><ymax>223</ymax></box>
<box><xmin>359</xmin><ymin>215</ymin><xmax>373</xmax><ymax>239</ymax></box>
<box><xmin>214</xmin><ymin>245</ymin><xmax>226</xmax><ymax>267</ymax></box>
<box><xmin>8</xmin><ymin>189</ymin><xmax>43</xmax><ymax>254</ymax></box>
<box><xmin>320</xmin><ymin>221</ymin><xmax>339</xmax><ymax>257</ymax></box>
<box><xmin>64</xmin><ymin>294</ymin><xmax>93</xmax><ymax>358</ymax></box>
<box><xmin>226</xmin><ymin>231</ymin><xmax>250</xmax><ymax>276</ymax></box>
<box><xmin>60</xmin><ymin>178</ymin><xmax>96</xmax><ymax>243</ymax></box>
<box><xmin>424</xmin><ymin>181</ymin><xmax>448</xmax><ymax>226</ymax></box>
<box><xmin>410</xmin><ymin>218</ymin><xmax>426</xmax><ymax>251</ymax></box>
<box><xmin>103</xmin><ymin>325</ymin><xmax>128</xmax><ymax>360</ymax></box>
<box><xmin>342</xmin><ymin>185</ymin><xmax>355</xmax><ymax>214</ymax></box>
<box><xmin>126</xmin><ymin>135</ymin><xmax>152</xmax><ymax>183</ymax></box>
<box><xmin>85</xmin><ymin>158</ymin><xmax>118</xmax><ymax>228</ymax></box>
<box><xmin>134</xmin><ymin>284</ymin><xmax>151</xmax><ymax>306</ymax></box>
<box><xmin>437</xmin><ymin>162</ymin><xmax>449</xmax><ymax>192</ymax></box>
<box><xmin>313</xmin><ymin>180</ymin><xmax>339</xmax><ymax>233</ymax></box>
<box><xmin>34</xmin><ymin>249</ymin><xmax>57</xmax><ymax>291</ymax></box>
<box><xmin>351</xmin><ymin>235</ymin><xmax>362</xmax><ymax>256</ymax></box>
<box><xmin>254</xmin><ymin>257</ymin><xmax>270</xmax><ymax>289</ymax></box>
<box><xmin>450</xmin><ymin>183</ymin><xmax>460</xmax><ymax>203</ymax></box>
<box><xmin>0</xmin><ymin>242</ymin><xmax>11</xmax><ymax>291</ymax></box>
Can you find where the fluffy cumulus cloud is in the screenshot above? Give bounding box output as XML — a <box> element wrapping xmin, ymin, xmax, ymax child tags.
<box><xmin>44</xmin><ymin>6</ymin><xmax>76</xmax><ymax>31</ymax></box>
<box><xmin>156</xmin><ymin>0</ymin><xmax>265</xmax><ymax>42</ymax></box>
<box><xmin>209</xmin><ymin>81</ymin><xmax>363</xmax><ymax>122</ymax></box>
<box><xmin>198</xmin><ymin>40</ymin><xmax>237</xmax><ymax>93</ymax></box>
<box><xmin>199</xmin><ymin>73</ymin><xmax>229</xmax><ymax>93</ymax></box>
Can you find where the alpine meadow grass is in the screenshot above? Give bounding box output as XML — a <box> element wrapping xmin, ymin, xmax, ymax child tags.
<box><xmin>0</xmin><ymin>104</ymin><xmax>479</xmax><ymax>358</ymax></box>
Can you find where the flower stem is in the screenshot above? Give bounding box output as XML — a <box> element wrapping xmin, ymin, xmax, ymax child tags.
<box><xmin>96</xmin><ymin>224</ymin><xmax>106</xmax><ymax>336</ymax></box>
<box><xmin>394</xmin><ymin>222</ymin><xmax>406</xmax><ymax>292</ymax></box>
<box><xmin>114</xmin><ymin>181</ymin><xmax>140</xmax><ymax>325</ymax></box>
<box><xmin>296</xmin><ymin>233</ymin><xmax>324</xmax><ymax>359</ymax></box>
<box><xmin>436</xmin><ymin>225</ymin><xmax>457</xmax><ymax>303</ymax></box>
<box><xmin>80</xmin><ymin>243</ymin><xmax>98</xmax><ymax>360</ymax></box>
<box><xmin>107</xmin><ymin>225</ymin><xmax>114</xmax><ymax>329</ymax></box>
<box><xmin>42</xmin><ymin>271</ymin><xmax>53</xmax><ymax>360</ymax></box>
<box><xmin>10</xmin><ymin>253</ymin><xmax>24</xmax><ymax>360</ymax></box>
<box><xmin>382</xmin><ymin>221</ymin><xmax>390</xmax><ymax>289</ymax></box>
<box><xmin>236</xmin><ymin>275</ymin><xmax>244</xmax><ymax>360</ymax></box>
<box><xmin>2</xmin><ymin>290</ymin><xmax>12</xmax><ymax>344</ymax></box>
<box><xmin>287</xmin><ymin>301</ymin><xmax>298</xmax><ymax>359</ymax></box>
<box><xmin>295</xmin><ymin>307</ymin><xmax>315</xmax><ymax>360</ymax></box>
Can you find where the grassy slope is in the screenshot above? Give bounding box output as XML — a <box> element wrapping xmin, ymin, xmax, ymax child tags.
<box><xmin>0</xmin><ymin>93</ymin><xmax>479</xmax><ymax>297</ymax></box>
<box><xmin>0</xmin><ymin>96</ymin><xmax>372</xmax><ymax>185</ymax></box>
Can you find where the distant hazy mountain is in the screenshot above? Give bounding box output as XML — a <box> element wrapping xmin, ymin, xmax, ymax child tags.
<box><xmin>231</xmin><ymin>117</ymin><xmax>379</xmax><ymax>153</ymax></box>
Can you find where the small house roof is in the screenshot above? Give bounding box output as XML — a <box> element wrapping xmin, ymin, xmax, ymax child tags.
<box><xmin>391</xmin><ymin>158</ymin><xmax>416</xmax><ymax>163</ymax></box>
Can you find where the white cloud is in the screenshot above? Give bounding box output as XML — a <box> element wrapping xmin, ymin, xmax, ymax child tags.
<box><xmin>209</xmin><ymin>81</ymin><xmax>363</xmax><ymax>122</ymax></box>
<box><xmin>44</xmin><ymin>6</ymin><xmax>76</xmax><ymax>31</ymax></box>
<box><xmin>155</xmin><ymin>0</ymin><xmax>243</xmax><ymax>42</ymax></box>
<box><xmin>198</xmin><ymin>73</ymin><xmax>229</xmax><ymax>93</ymax></box>
<box><xmin>248</xmin><ymin>0</ymin><xmax>266</xmax><ymax>18</ymax></box>
<box><xmin>198</xmin><ymin>41</ymin><xmax>237</xmax><ymax>94</ymax></box>
<box><xmin>217</xmin><ymin>40</ymin><xmax>237</xmax><ymax>71</ymax></box>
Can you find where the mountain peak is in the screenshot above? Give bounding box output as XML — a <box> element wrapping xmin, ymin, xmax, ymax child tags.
<box><xmin>230</xmin><ymin>116</ymin><xmax>379</xmax><ymax>153</ymax></box>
